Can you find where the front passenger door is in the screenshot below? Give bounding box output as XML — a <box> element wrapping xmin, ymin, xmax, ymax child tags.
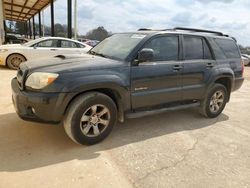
<box><xmin>131</xmin><ymin>35</ymin><xmax>182</xmax><ymax>110</ymax></box>
<box><xmin>30</xmin><ymin>39</ymin><xmax>60</xmax><ymax>59</ymax></box>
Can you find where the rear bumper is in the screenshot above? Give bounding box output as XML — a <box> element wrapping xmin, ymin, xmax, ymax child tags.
<box><xmin>232</xmin><ymin>77</ymin><xmax>244</xmax><ymax>92</ymax></box>
<box><xmin>11</xmin><ymin>78</ymin><xmax>74</xmax><ymax>124</ymax></box>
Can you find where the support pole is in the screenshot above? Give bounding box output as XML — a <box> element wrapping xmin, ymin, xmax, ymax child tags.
<box><xmin>32</xmin><ymin>16</ymin><xmax>35</xmax><ymax>39</ymax></box>
<box><xmin>42</xmin><ymin>10</ymin><xmax>45</xmax><ymax>37</ymax></box>
<box><xmin>3</xmin><ymin>21</ymin><xmax>7</xmax><ymax>44</ymax></box>
<box><xmin>23</xmin><ymin>22</ymin><xmax>26</xmax><ymax>38</ymax></box>
<box><xmin>28</xmin><ymin>19</ymin><xmax>32</xmax><ymax>39</ymax></box>
<box><xmin>67</xmin><ymin>0</ymin><xmax>72</xmax><ymax>39</ymax></box>
<box><xmin>50</xmin><ymin>0</ymin><xmax>55</xmax><ymax>36</ymax></box>
<box><xmin>25</xmin><ymin>21</ymin><xmax>28</xmax><ymax>38</ymax></box>
<box><xmin>74</xmin><ymin>0</ymin><xmax>77</xmax><ymax>39</ymax></box>
<box><xmin>38</xmin><ymin>11</ymin><xmax>42</xmax><ymax>37</ymax></box>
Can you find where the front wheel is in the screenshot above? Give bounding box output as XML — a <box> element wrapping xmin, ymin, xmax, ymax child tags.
<box><xmin>200</xmin><ymin>84</ymin><xmax>228</xmax><ymax>118</ymax></box>
<box><xmin>63</xmin><ymin>92</ymin><xmax>117</xmax><ymax>145</ymax></box>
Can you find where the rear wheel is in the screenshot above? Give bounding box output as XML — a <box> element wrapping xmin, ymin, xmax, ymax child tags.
<box><xmin>200</xmin><ymin>84</ymin><xmax>228</xmax><ymax>118</ymax></box>
<box><xmin>6</xmin><ymin>54</ymin><xmax>26</xmax><ymax>70</ymax></box>
<box><xmin>63</xmin><ymin>92</ymin><xmax>117</xmax><ymax>145</ymax></box>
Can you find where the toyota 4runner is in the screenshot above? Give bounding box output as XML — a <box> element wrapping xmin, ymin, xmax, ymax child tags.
<box><xmin>11</xmin><ymin>27</ymin><xmax>244</xmax><ymax>145</ymax></box>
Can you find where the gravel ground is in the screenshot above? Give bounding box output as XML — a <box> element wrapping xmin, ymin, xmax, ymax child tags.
<box><xmin>0</xmin><ymin>66</ymin><xmax>250</xmax><ymax>188</ymax></box>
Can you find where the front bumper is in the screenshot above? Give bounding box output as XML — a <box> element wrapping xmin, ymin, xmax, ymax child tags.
<box><xmin>11</xmin><ymin>78</ymin><xmax>73</xmax><ymax>124</ymax></box>
<box><xmin>0</xmin><ymin>56</ymin><xmax>5</xmax><ymax>66</ymax></box>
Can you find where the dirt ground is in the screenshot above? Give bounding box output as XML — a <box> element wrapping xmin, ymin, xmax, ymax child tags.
<box><xmin>0</xmin><ymin>66</ymin><xmax>250</xmax><ymax>188</ymax></box>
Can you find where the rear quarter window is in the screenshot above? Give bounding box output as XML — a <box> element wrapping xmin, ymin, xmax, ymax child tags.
<box><xmin>214</xmin><ymin>38</ymin><xmax>240</xmax><ymax>59</ymax></box>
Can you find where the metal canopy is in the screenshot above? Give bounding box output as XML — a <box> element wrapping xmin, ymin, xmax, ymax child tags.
<box><xmin>3</xmin><ymin>0</ymin><xmax>51</xmax><ymax>22</ymax></box>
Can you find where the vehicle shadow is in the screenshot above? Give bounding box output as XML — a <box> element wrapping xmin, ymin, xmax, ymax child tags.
<box><xmin>0</xmin><ymin>109</ymin><xmax>229</xmax><ymax>172</ymax></box>
<box><xmin>0</xmin><ymin>66</ymin><xmax>12</xmax><ymax>70</ymax></box>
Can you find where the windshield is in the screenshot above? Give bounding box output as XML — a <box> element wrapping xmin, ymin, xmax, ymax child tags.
<box><xmin>89</xmin><ymin>33</ymin><xmax>146</xmax><ymax>61</ymax></box>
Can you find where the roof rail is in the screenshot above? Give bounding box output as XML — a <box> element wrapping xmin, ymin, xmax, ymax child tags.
<box><xmin>138</xmin><ymin>28</ymin><xmax>171</xmax><ymax>31</ymax></box>
<box><xmin>138</xmin><ymin>28</ymin><xmax>152</xmax><ymax>31</ymax></box>
<box><xmin>173</xmin><ymin>27</ymin><xmax>225</xmax><ymax>36</ymax></box>
<box><xmin>137</xmin><ymin>27</ymin><xmax>235</xmax><ymax>41</ymax></box>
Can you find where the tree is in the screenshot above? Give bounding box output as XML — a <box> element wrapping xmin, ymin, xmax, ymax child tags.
<box><xmin>15</xmin><ymin>22</ymin><xmax>26</xmax><ymax>35</ymax></box>
<box><xmin>55</xmin><ymin>23</ymin><xmax>66</xmax><ymax>37</ymax></box>
<box><xmin>85</xmin><ymin>26</ymin><xmax>109</xmax><ymax>41</ymax></box>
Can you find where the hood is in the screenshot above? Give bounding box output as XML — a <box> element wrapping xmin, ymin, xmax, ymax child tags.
<box><xmin>24</xmin><ymin>54</ymin><xmax>126</xmax><ymax>73</ymax></box>
<box><xmin>0</xmin><ymin>44</ymin><xmax>22</xmax><ymax>48</ymax></box>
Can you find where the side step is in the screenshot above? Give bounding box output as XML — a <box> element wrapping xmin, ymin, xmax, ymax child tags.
<box><xmin>126</xmin><ymin>102</ymin><xmax>200</xmax><ymax>119</ymax></box>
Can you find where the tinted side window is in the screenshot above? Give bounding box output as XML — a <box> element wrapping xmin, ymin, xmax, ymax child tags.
<box><xmin>79</xmin><ymin>44</ymin><xmax>86</xmax><ymax>48</ymax></box>
<box><xmin>144</xmin><ymin>36</ymin><xmax>179</xmax><ymax>61</ymax></box>
<box><xmin>214</xmin><ymin>39</ymin><xmax>240</xmax><ymax>58</ymax></box>
<box><xmin>60</xmin><ymin>40</ymin><xmax>77</xmax><ymax>48</ymax></box>
<box><xmin>35</xmin><ymin>40</ymin><xmax>57</xmax><ymax>48</ymax></box>
<box><xmin>203</xmin><ymin>39</ymin><xmax>212</xmax><ymax>60</ymax></box>
<box><xmin>184</xmin><ymin>36</ymin><xmax>203</xmax><ymax>60</ymax></box>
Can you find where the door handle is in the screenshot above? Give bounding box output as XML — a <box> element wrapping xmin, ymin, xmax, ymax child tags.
<box><xmin>206</xmin><ymin>62</ymin><xmax>214</xmax><ymax>68</ymax></box>
<box><xmin>173</xmin><ymin>65</ymin><xmax>182</xmax><ymax>71</ymax></box>
<box><xmin>50</xmin><ymin>49</ymin><xmax>58</xmax><ymax>51</ymax></box>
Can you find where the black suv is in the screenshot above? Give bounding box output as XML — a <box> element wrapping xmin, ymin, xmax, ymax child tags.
<box><xmin>12</xmin><ymin>27</ymin><xmax>244</xmax><ymax>145</ymax></box>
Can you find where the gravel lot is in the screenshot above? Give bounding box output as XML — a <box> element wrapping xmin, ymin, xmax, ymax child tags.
<box><xmin>0</xmin><ymin>66</ymin><xmax>250</xmax><ymax>188</ymax></box>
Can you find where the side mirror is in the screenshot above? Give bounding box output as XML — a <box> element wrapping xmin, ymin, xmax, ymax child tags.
<box><xmin>138</xmin><ymin>48</ymin><xmax>154</xmax><ymax>62</ymax></box>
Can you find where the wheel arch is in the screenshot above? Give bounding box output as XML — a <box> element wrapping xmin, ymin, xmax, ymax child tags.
<box><xmin>214</xmin><ymin>76</ymin><xmax>233</xmax><ymax>102</ymax></box>
<box><xmin>5</xmin><ymin>53</ymin><xmax>27</xmax><ymax>66</ymax></box>
<box><xmin>64</xmin><ymin>88</ymin><xmax>127</xmax><ymax>123</ymax></box>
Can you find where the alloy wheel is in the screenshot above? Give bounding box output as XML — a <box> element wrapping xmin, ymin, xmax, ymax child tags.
<box><xmin>80</xmin><ymin>104</ymin><xmax>110</xmax><ymax>137</ymax></box>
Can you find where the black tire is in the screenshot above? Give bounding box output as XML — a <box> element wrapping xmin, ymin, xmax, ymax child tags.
<box><xmin>6</xmin><ymin>54</ymin><xmax>26</xmax><ymax>70</ymax></box>
<box><xmin>200</xmin><ymin>83</ymin><xmax>228</xmax><ymax>118</ymax></box>
<box><xmin>63</xmin><ymin>92</ymin><xmax>117</xmax><ymax>145</ymax></box>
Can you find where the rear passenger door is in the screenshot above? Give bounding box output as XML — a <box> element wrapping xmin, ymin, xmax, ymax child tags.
<box><xmin>57</xmin><ymin>40</ymin><xmax>82</xmax><ymax>55</ymax></box>
<box><xmin>131</xmin><ymin>35</ymin><xmax>182</xmax><ymax>110</ymax></box>
<box><xmin>181</xmin><ymin>35</ymin><xmax>215</xmax><ymax>101</ymax></box>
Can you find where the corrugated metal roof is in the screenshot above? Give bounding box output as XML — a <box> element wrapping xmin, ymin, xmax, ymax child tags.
<box><xmin>3</xmin><ymin>0</ymin><xmax>51</xmax><ymax>22</ymax></box>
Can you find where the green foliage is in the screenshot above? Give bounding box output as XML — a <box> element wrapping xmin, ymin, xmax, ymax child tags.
<box><xmin>85</xmin><ymin>26</ymin><xmax>109</xmax><ymax>41</ymax></box>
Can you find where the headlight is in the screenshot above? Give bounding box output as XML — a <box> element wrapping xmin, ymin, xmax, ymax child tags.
<box><xmin>0</xmin><ymin>49</ymin><xmax>8</xmax><ymax>52</ymax></box>
<box><xmin>25</xmin><ymin>72</ymin><xmax>59</xmax><ymax>89</ymax></box>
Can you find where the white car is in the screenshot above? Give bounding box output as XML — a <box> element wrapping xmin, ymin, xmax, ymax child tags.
<box><xmin>241</xmin><ymin>54</ymin><xmax>250</xmax><ymax>66</ymax></box>
<box><xmin>0</xmin><ymin>37</ymin><xmax>92</xmax><ymax>69</ymax></box>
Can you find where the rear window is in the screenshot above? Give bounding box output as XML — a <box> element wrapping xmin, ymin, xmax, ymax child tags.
<box><xmin>214</xmin><ymin>39</ymin><xmax>240</xmax><ymax>58</ymax></box>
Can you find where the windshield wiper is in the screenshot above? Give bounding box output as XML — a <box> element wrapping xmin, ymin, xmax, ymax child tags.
<box><xmin>89</xmin><ymin>51</ymin><xmax>108</xmax><ymax>58</ymax></box>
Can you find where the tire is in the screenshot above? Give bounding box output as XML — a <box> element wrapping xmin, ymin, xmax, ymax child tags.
<box><xmin>200</xmin><ymin>83</ymin><xmax>228</xmax><ymax>118</ymax></box>
<box><xmin>6</xmin><ymin>54</ymin><xmax>26</xmax><ymax>70</ymax></box>
<box><xmin>63</xmin><ymin>92</ymin><xmax>117</xmax><ymax>145</ymax></box>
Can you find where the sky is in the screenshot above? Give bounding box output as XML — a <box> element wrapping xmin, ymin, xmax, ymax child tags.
<box><xmin>41</xmin><ymin>0</ymin><xmax>250</xmax><ymax>46</ymax></box>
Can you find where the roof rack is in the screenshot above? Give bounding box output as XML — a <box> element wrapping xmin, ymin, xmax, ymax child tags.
<box><xmin>173</xmin><ymin>27</ymin><xmax>227</xmax><ymax>36</ymax></box>
<box><xmin>138</xmin><ymin>28</ymin><xmax>171</xmax><ymax>31</ymax></box>
<box><xmin>137</xmin><ymin>27</ymin><xmax>235</xmax><ymax>41</ymax></box>
<box><xmin>138</xmin><ymin>27</ymin><xmax>228</xmax><ymax>36</ymax></box>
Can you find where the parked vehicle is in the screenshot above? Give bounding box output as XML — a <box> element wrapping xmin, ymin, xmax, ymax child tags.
<box><xmin>78</xmin><ymin>38</ymin><xmax>89</xmax><ymax>43</ymax></box>
<box><xmin>11</xmin><ymin>27</ymin><xmax>244</xmax><ymax>145</ymax></box>
<box><xmin>241</xmin><ymin>54</ymin><xmax>250</xmax><ymax>66</ymax></box>
<box><xmin>85</xmin><ymin>40</ymin><xmax>100</xmax><ymax>47</ymax></box>
<box><xmin>4</xmin><ymin>34</ymin><xmax>28</xmax><ymax>44</ymax></box>
<box><xmin>0</xmin><ymin>37</ymin><xmax>92</xmax><ymax>69</ymax></box>
<box><xmin>241</xmin><ymin>55</ymin><xmax>250</xmax><ymax>66</ymax></box>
